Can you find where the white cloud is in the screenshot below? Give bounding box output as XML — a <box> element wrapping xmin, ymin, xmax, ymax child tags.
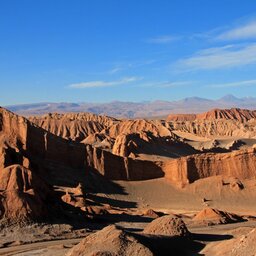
<box><xmin>146</xmin><ymin>35</ymin><xmax>178</xmax><ymax>44</ymax></box>
<box><xmin>176</xmin><ymin>43</ymin><xmax>256</xmax><ymax>71</ymax></box>
<box><xmin>138</xmin><ymin>80</ymin><xmax>194</xmax><ymax>88</ymax></box>
<box><xmin>217</xmin><ymin>20</ymin><xmax>256</xmax><ymax>41</ymax></box>
<box><xmin>108</xmin><ymin>67</ymin><xmax>123</xmax><ymax>74</ymax></box>
<box><xmin>69</xmin><ymin>77</ymin><xmax>141</xmax><ymax>88</ymax></box>
<box><xmin>208</xmin><ymin>79</ymin><xmax>256</xmax><ymax>88</ymax></box>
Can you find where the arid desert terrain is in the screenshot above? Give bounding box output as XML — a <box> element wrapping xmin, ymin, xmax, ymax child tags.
<box><xmin>0</xmin><ymin>107</ymin><xmax>256</xmax><ymax>255</ymax></box>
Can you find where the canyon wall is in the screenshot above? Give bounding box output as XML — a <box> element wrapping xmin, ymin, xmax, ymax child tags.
<box><xmin>162</xmin><ymin>148</ymin><xmax>256</xmax><ymax>186</ymax></box>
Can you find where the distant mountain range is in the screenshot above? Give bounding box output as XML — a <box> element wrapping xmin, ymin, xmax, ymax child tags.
<box><xmin>4</xmin><ymin>94</ymin><xmax>256</xmax><ymax>118</ymax></box>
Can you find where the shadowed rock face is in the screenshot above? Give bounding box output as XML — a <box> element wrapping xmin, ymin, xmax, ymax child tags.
<box><xmin>0</xmin><ymin>107</ymin><xmax>165</xmax><ymax>182</ymax></box>
<box><xmin>0</xmin><ymin>107</ymin><xmax>86</xmax><ymax>171</ymax></box>
<box><xmin>85</xmin><ymin>145</ymin><xmax>165</xmax><ymax>180</ymax></box>
<box><xmin>0</xmin><ymin>107</ymin><xmax>88</xmax><ymax>222</ymax></box>
<box><xmin>0</xmin><ymin>164</ymin><xmax>51</xmax><ymax>221</ymax></box>
<box><xmin>111</xmin><ymin>131</ymin><xmax>197</xmax><ymax>158</ymax></box>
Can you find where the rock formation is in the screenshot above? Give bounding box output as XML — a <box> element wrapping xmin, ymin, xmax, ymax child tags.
<box><xmin>167</xmin><ymin>108</ymin><xmax>256</xmax><ymax>122</ymax></box>
<box><xmin>0</xmin><ymin>107</ymin><xmax>87</xmax><ymax>222</ymax></box>
<box><xmin>166</xmin><ymin>108</ymin><xmax>256</xmax><ymax>138</ymax></box>
<box><xmin>111</xmin><ymin>131</ymin><xmax>192</xmax><ymax>158</ymax></box>
<box><xmin>202</xmin><ymin>228</ymin><xmax>256</xmax><ymax>256</ymax></box>
<box><xmin>197</xmin><ymin>108</ymin><xmax>256</xmax><ymax>122</ymax></box>
<box><xmin>166</xmin><ymin>114</ymin><xmax>197</xmax><ymax>122</ymax></box>
<box><xmin>168</xmin><ymin>119</ymin><xmax>256</xmax><ymax>138</ymax></box>
<box><xmin>142</xmin><ymin>209</ymin><xmax>165</xmax><ymax>218</ymax></box>
<box><xmin>143</xmin><ymin>215</ymin><xmax>190</xmax><ymax>237</ymax></box>
<box><xmin>29</xmin><ymin>112</ymin><xmax>118</xmax><ymax>142</ymax></box>
<box><xmin>0</xmin><ymin>164</ymin><xmax>51</xmax><ymax>222</ymax></box>
<box><xmin>106</xmin><ymin>119</ymin><xmax>173</xmax><ymax>138</ymax></box>
<box><xmin>67</xmin><ymin>225</ymin><xmax>154</xmax><ymax>256</ymax></box>
<box><xmin>85</xmin><ymin>144</ymin><xmax>164</xmax><ymax>180</ymax></box>
<box><xmin>193</xmin><ymin>208</ymin><xmax>244</xmax><ymax>225</ymax></box>
<box><xmin>162</xmin><ymin>148</ymin><xmax>256</xmax><ymax>185</ymax></box>
<box><xmin>2</xmin><ymin>106</ymin><xmax>256</xmax><ymax>219</ymax></box>
<box><xmin>0</xmin><ymin>107</ymin><xmax>86</xmax><ymax>171</ymax></box>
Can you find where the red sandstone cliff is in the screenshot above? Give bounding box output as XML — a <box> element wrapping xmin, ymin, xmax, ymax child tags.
<box><xmin>161</xmin><ymin>148</ymin><xmax>256</xmax><ymax>186</ymax></box>
<box><xmin>167</xmin><ymin>108</ymin><xmax>256</xmax><ymax>122</ymax></box>
<box><xmin>29</xmin><ymin>112</ymin><xmax>117</xmax><ymax>142</ymax></box>
<box><xmin>0</xmin><ymin>107</ymin><xmax>87</xmax><ymax>222</ymax></box>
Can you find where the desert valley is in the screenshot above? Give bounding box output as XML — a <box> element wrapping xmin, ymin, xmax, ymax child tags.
<box><xmin>0</xmin><ymin>106</ymin><xmax>256</xmax><ymax>255</ymax></box>
<box><xmin>2</xmin><ymin>1</ymin><xmax>256</xmax><ymax>255</ymax></box>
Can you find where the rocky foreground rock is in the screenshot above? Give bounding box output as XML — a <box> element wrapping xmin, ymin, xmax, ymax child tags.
<box><xmin>67</xmin><ymin>225</ymin><xmax>154</xmax><ymax>256</ymax></box>
<box><xmin>67</xmin><ymin>216</ymin><xmax>193</xmax><ymax>256</ymax></box>
<box><xmin>143</xmin><ymin>215</ymin><xmax>190</xmax><ymax>237</ymax></box>
<box><xmin>193</xmin><ymin>207</ymin><xmax>244</xmax><ymax>225</ymax></box>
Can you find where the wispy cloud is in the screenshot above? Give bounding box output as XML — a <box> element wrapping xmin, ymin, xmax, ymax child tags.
<box><xmin>208</xmin><ymin>79</ymin><xmax>256</xmax><ymax>88</ymax></box>
<box><xmin>106</xmin><ymin>59</ymin><xmax>156</xmax><ymax>75</ymax></box>
<box><xmin>146</xmin><ymin>35</ymin><xmax>179</xmax><ymax>44</ymax></box>
<box><xmin>176</xmin><ymin>43</ymin><xmax>256</xmax><ymax>71</ymax></box>
<box><xmin>108</xmin><ymin>67</ymin><xmax>123</xmax><ymax>74</ymax></box>
<box><xmin>138</xmin><ymin>80</ymin><xmax>194</xmax><ymax>88</ymax></box>
<box><xmin>216</xmin><ymin>20</ymin><xmax>256</xmax><ymax>41</ymax></box>
<box><xmin>69</xmin><ymin>77</ymin><xmax>142</xmax><ymax>88</ymax></box>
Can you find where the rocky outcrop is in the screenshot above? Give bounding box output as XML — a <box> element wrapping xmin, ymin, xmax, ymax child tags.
<box><xmin>67</xmin><ymin>225</ymin><xmax>154</xmax><ymax>256</ymax></box>
<box><xmin>167</xmin><ymin>108</ymin><xmax>256</xmax><ymax>122</ymax></box>
<box><xmin>30</xmin><ymin>113</ymin><xmax>174</xmax><ymax>141</ymax></box>
<box><xmin>193</xmin><ymin>208</ymin><xmax>244</xmax><ymax>225</ymax></box>
<box><xmin>168</xmin><ymin>119</ymin><xmax>256</xmax><ymax>138</ymax></box>
<box><xmin>197</xmin><ymin>108</ymin><xmax>256</xmax><ymax>122</ymax></box>
<box><xmin>0</xmin><ymin>108</ymin><xmax>164</xmax><ymax>185</ymax></box>
<box><xmin>107</xmin><ymin>119</ymin><xmax>173</xmax><ymax>138</ymax></box>
<box><xmin>162</xmin><ymin>148</ymin><xmax>256</xmax><ymax>185</ymax></box>
<box><xmin>0</xmin><ymin>107</ymin><xmax>86</xmax><ymax>171</ymax></box>
<box><xmin>0</xmin><ymin>165</ymin><xmax>51</xmax><ymax>222</ymax></box>
<box><xmin>112</xmin><ymin>131</ymin><xmax>197</xmax><ymax>158</ymax></box>
<box><xmin>143</xmin><ymin>215</ymin><xmax>190</xmax><ymax>237</ymax></box>
<box><xmin>85</xmin><ymin>145</ymin><xmax>164</xmax><ymax>180</ymax></box>
<box><xmin>29</xmin><ymin>112</ymin><xmax>118</xmax><ymax>142</ymax></box>
<box><xmin>207</xmin><ymin>228</ymin><xmax>256</xmax><ymax>256</ymax></box>
<box><xmin>166</xmin><ymin>108</ymin><xmax>256</xmax><ymax>138</ymax></box>
<box><xmin>142</xmin><ymin>209</ymin><xmax>165</xmax><ymax>218</ymax></box>
<box><xmin>112</xmin><ymin>133</ymin><xmax>142</xmax><ymax>157</ymax></box>
<box><xmin>0</xmin><ymin>107</ymin><xmax>88</xmax><ymax>222</ymax></box>
<box><xmin>82</xmin><ymin>133</ymin><xmax>114</xmax><ymax>150</ymax></box>
<box><xmin>166</xmin><ymin>114</ymin><xmax>197</xmax><ymax>122</ymax></box>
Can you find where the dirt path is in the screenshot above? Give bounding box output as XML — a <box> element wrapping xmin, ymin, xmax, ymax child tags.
<box><xmin>0</xmin><ymin>238</ymin><xmax>82</xmax><ymax>256</ymax></box>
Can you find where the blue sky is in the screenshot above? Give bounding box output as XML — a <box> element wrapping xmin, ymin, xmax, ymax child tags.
<box><xmin>1</xmin><ymin>0</ymin><xmax>256</xmax><ymax>105</ymax></box>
